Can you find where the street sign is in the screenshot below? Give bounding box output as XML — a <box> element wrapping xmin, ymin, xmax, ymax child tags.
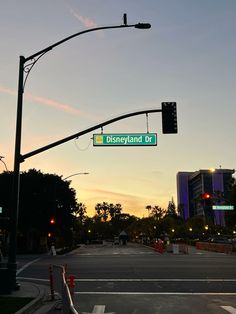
<box><xmin>93</xmin><ymin>133</ymin><xmax>157</xmax><ymax>146</ymax></box>
<box><xmin>212</xmin><ymin>205</ymin><xmax>234</xmax><ymax>210</ymax></box>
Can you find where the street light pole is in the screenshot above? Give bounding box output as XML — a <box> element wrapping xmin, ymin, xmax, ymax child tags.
<box><xmin>7</xmin><ymin>56</ymin><xmax>25</xmax><ymax>291</ymax></box>
<box><xmin>6</xmin><ymin>15</ymin><xmax>151</xmax><ymax>292</ymax></box>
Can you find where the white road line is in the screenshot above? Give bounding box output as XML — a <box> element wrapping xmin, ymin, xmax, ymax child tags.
<box><xmin>75</xmin><ymin>292</ymin><xmax>236</xmax><ymax>295</ymax></box>
<box><xmin>16</xmin><ymin>258</ymin><xmax>41</xmax><ymax>275</ymax></box>
<box><xmin>16</xmin><ymin>276</ymin><xmax>236</xmax><ymax>283</ymax></box>
<box><xmin>221</xmin><ymin>306</ymin><xmax>236</xmax><ymax>314</ymax></box>
<box><xmin>17</xmin><ymin>277</ymin><xmax>49</xmax><ymax>282</ymax></box>
<box><xmin>75</xmin><ymin>278</ymin><xmax>236</xmax><ymax>282</ymax></box>
<box><xmin>82</xmin><ymin>305</ymin><xmax>115</xmax><ymax>314</ymax></box>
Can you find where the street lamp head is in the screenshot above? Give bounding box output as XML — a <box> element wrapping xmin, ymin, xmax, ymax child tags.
<box><xmin>134</xmin><ymin>23</ymin><xmax>151</xmax><ymax>29</ymax></box>
<box><xmin>209</xmin><ymin>168</ymin><xmax>215</xmax><ymax>173</ymax></box>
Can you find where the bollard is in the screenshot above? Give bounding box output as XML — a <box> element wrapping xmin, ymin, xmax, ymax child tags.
<box><xmin>49</xmin><ymin>265</ymin><xmax>55</xmax><ymax>301</ymax></box>
<box><xmin>51</xmin><ymin>245</ymin><xmax>57</xmax><ymax>256</ymax></box>
<box><xmin>68</xmin><ymin>274</ymin><xmax>75</xmax><ymax>300</ymax></box>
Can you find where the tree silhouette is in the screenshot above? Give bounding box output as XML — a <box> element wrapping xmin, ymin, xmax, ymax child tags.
<box><xmin>165</xmin><ymin>197</ymin><xmax>177</xmax><ymax>217</ymax></box>
<box><xmin>0</xmin><ymin>169</ymin><xmax>78</xmax><ymax>252</ymax></box>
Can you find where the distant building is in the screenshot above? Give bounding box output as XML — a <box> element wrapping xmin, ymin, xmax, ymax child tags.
<box><xmin>177</xmin><ymin>169</ymin><xmax>235</xmax><ymax>226</ymax></box>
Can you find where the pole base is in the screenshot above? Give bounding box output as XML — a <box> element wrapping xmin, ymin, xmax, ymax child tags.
<box><xmin>0</xmin><ymin>268</ymin><xmax>12</xmax><ymax>294</ymax></box>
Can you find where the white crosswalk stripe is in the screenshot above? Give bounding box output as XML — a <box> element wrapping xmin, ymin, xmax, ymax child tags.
<box><xmin>221</xmin><ymin>306</ymin><xmax>236</xmax><ymax>314</ymax></box>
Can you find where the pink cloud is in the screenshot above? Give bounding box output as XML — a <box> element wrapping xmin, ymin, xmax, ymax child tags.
<box><xmin>0</xmin><ymin>84</ymin><xmax>95</xmax><ymax>119</ymax></box>
<box><xmin>70</xmin><ymin>8</ymin><xmax>97</xmax><ymax>29</ymax></box>
<box><xmin>25</xmin><ymin>91</ymin><xmax>83</xmax><ymax>115</ymax></box>
<box><xmin>0</xmin><ymin>85</ymin><xmax>16</xmax><ymax>96</ymax></box>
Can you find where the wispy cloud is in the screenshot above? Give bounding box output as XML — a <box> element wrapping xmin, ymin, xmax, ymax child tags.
<box><xmin>69</xmin><ymin>7</ymin><xmax>97</xmax><ymax>29</ymax></box>
<box><xmin>80</xmin><ymin>187</ymin><xmax>156</xmax><ymax>217</ymax></box>
<box><xmin>25</xmin><ymin>91</ymin><xmax>83</xmax><ymax>115</ymax></box>
<box><xmin>0</xmin><ymin>85</ymin><xmax>16</xmax><ymax>96</ymax></box>
<box><xmin>0</xmin><ymin>84</ymin><xmax>93</xmax><ymax>118</ymax></box>
<box><xmin>82</xmin><ymin>187</ymin><xmax>144</xmax><ymax>201</ymax></box>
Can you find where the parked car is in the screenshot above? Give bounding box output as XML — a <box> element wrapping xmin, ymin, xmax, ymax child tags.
<box><xmin>206</xmin><ymin>235</ymin><xmax>234</xmax><ymax>244</ymax></box>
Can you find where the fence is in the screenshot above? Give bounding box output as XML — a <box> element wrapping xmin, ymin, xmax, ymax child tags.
<box><xmin>50</xmin><ymin>264</ymin><xmax>79</xmax><ymax>314</ymax></box>
<box><xmin>196</xmin><ymin>242</ymin><xmax>233</xmax><ymax>254</ymax></box>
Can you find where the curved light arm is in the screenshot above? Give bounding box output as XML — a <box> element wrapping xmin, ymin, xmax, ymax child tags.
<box><xmin>22</xmin><ymin>18</ymin><xmax>151</xmax><ymax>89</ymax></box>
<box><xmin>0</xmin><ymin>156</ymin><xmax>9</xmax><ymax>172</ymax></box>
<box><xmin>63</xmin><ymin>172</ymin><xmax>89</xmax><ymax>180</ymax></box>
<box><xmin>25</xmin><ymin>21</ymin><xmax>151</xmax><ymax>62</ymax></box>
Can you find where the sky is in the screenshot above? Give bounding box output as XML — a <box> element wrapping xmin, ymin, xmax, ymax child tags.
<box><xmin>0</xmin><ymin>0</ymin><xmax>236</xmax><ymax>217</ymax></box>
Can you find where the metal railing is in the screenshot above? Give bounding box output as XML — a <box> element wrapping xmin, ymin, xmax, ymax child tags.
<box><xmin>51</xmin><ymin>264</ymin><xmax>79</xmax><ymax>314</ymax></box>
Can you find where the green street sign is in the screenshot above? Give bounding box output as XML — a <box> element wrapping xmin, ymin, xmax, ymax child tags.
<box><xmin>93</xmin><ymin>133</ymin><xmax>157</xmax><ymax>146</ymax></box>
<box><xmin>212</xmin><ymin>205</ymin><xmax>234</xmax><ymax>210</ymax></box>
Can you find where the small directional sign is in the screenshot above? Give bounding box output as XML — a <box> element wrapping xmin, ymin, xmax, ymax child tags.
<box><xmin>93</xmin><ymin>133</ymin><xmax>157</xmax><ymax>146</ymax></box>
<box><xmin>212</xmin><ymin>205</ymin><xmax>234</xmax><ymax>210</ymax></box>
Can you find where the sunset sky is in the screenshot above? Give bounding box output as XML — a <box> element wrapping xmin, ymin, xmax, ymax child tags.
<box><xmin>1</xmin><ymin>1</ymin><xmax>236</xmax><ymax>217</ymax></box>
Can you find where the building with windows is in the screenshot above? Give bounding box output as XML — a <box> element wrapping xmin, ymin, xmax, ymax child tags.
<box><xmin>177</xmin><ymin>168</ymin><xmax>235</xmax><ymax>226</ymax></box>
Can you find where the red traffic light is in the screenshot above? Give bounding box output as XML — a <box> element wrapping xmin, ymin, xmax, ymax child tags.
<box><xmin>50</xmin><ymin>217</ymin><xmax>56</xmax><ymax>225</ymax></box>
<box><xmin>202</xmin><ymin>192</ymin><xmax>211</xmax><ymax>199</ymax></box>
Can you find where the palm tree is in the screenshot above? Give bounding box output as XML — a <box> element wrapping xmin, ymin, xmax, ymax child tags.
<box><xmin>146</xmin><ymin>205</ymin><xmax>152</xmax><ymax>216</ymax></box>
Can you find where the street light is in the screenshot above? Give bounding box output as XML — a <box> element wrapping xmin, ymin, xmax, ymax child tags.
<box><xmin>63</xmin><ymin>172</ymin><xmax>89</xmax><ymax>180</ymax></box>
<box><xmin>0</xmin><ymin>156</ymin><xmax>8</xmax><ymax>172</ymax></box>
<box><xmin>5</xmin><ymin>14</ymin><xmax>151</xmax><ymax>293</ymax></box>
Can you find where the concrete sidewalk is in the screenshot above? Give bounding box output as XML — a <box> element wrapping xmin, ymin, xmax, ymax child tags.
<box><xmin>2</xmin><ymin>281</ymin><xmax>61</xmax><ymax>314</ymax></box>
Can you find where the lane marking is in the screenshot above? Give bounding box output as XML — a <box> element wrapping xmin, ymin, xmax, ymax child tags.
<box><xmin>75</xmin><ymin>292</ymin><xmax>236</xmax><ymax>295</ymax></box>
<box><xmin>75</xmin><ymin>278</ymin><xmax>236</xmax><ymax>282</ymax></box>
<box><xmin>16</xmin><ymin>277</ymin><xmax>236</xmax><ymax>283</ymax></box>
<box><xmin>16</xmin><ymin>258</ymin><xmax>41</xmax><ymax>275</ymax></box>
<box><xmin>82</xmin><ymin>305</ymin><xmax>115</xmax><ymax>314</ymax></box>
<box><xmin>17</xmin><ymin>277</ymin><xmax>49</xmax><ymax>282</ymax></box>
<box><xmin>221</xmin><ymin>306</ymin><xmax>236</xmax><ymax>314</ymax></box>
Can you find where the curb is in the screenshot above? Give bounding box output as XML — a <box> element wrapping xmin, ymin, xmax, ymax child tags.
<box><xmin>15</xmin><ymin>283</ymin><xmax>46</xmax><ymax>314</ymax></box>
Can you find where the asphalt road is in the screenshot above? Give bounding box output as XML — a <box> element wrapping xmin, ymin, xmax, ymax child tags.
<box><xmin>16</xmin><ymin>242</ymin><xmax>236</xmax><ymax>314</ymax></box>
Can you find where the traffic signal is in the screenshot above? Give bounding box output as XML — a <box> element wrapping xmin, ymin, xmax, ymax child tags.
<box><xmin>162</xmin><ymin>102</ymin><xmax>178</xmax><ymax>134</ymax></box>
<box><xmin>201</xmin><ymin>192</ymin><xmax>213</xmax><ymax>208</ymax></box>
<box><xmin>50</xmin><ymin>217</ymin><xmax>56</xmax><ymax>225</ymax></box>
<box><xmin>202</xmin><ymin>192</ymin><xmax>211</xmax><ymax>200</ymax></box>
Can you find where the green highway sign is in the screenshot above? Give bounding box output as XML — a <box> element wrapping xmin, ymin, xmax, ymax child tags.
<box><xmin>93</xmin><ymin>133</ymin><xmax>157</xmax><ymax>146</ymax></box>
<box><xmin>212</xmin><ymin>205</ymin><xmax>234</xmax><ymax>211</ymax></box>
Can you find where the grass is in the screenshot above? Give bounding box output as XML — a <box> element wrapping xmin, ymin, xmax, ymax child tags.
<box><xmin>0</xmin><ymin>296</ymin><xmax>33</xmax><ymax>314</ymax></box>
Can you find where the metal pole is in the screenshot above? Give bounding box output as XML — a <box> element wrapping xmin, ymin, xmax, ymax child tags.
<box><xmin>7</xmin><ymin>56</ymin><xmax>25</xmax><ymax>290</ymax></box>
<box><xmin>21</xmin><ymin>108</ymin><xmax>161</xmax><ymax>161</ymax></box>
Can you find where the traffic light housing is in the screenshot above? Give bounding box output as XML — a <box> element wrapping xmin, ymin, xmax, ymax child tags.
<box><xmin>162</xmin><ymin>102</ymin><xmax>178</xmax><ymax>134</ymax></box>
